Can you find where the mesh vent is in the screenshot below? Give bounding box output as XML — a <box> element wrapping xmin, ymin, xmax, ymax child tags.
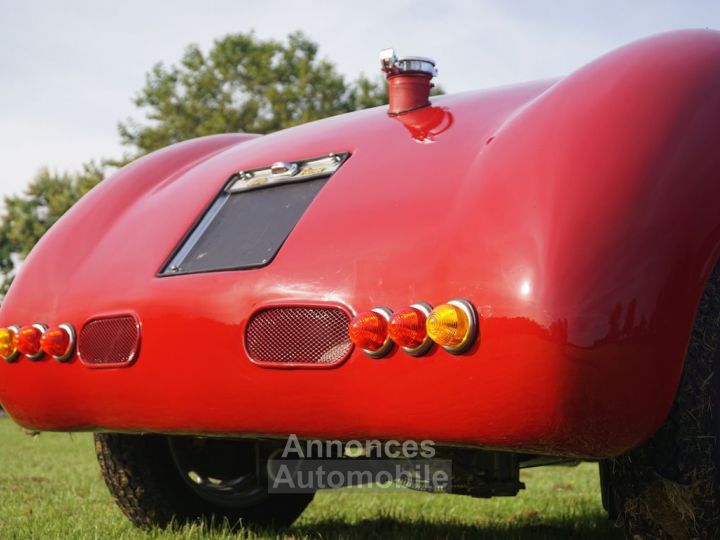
<box><xmin>78</xmin><ymin>315</ymin><xmax>140</xmax><ymax>367</ymax></box>
<box><xmin>246</xmin><ymin>306</ymin><xmax>352</xmax><ymax>366</ymax></box>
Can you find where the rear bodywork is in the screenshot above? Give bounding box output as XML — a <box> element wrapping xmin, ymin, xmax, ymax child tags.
<box><xmin>2</xmin><ymin>30</ymin><xmax>720</xmax><ymax>459</ymax></box>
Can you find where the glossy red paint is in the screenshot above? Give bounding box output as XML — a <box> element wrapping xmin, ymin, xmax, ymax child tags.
<box><xmin>2</xmin><ymin>31</ymin><xmax>720</xmax><ymax>458</ymax></box>
<box><xmin>394</xmin><ymin>105</ymin><xmax>453</xmax><ymax>142</ymax></box>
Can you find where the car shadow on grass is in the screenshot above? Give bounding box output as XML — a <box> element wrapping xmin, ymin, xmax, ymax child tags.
<box><xmin>290</xmin><ymin>514</ymin><xmax>621</xmax><ymax>540</ymax></box>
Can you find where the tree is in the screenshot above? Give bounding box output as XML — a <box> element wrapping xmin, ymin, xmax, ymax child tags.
<box><xmin>0</xmin><ymin>163</ymin><xmax>104</xmax><ymax>294</ymax></box>
<box><xmin>119</xmin><ymin>31</ymin><xmax>387</xmax><ymax>156</ymax></box>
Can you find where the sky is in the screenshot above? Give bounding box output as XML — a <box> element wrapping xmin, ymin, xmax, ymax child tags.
<box><xmin>1</xmin><ymin>0</ymin><xmax>719</xmax><ymax>200</ymax></box>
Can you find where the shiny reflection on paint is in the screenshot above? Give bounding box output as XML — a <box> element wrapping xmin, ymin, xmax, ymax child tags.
<box><xmin>393</xmin><ymin>106</ymin><xmax>454</xmax><ymax>143</ymax></box>
<box><xmin>519</xmin><ymin>280</ymin><xmax>532</xmax><ymax>298</ymax></box>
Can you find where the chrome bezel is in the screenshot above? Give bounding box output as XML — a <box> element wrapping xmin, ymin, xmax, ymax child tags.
<box><xmin>380</xmin><ymin>48</ymin><xmax>437</xmax><ymax>77</ymax></box>
<box><xmin>52</xmin><ymin>323</ymin><xmax>76</xmax><ymax>362</ymax></box>
<box><xmin>26</xmin><ymin>323</ymin><xmax>48</xmax><ymax>361</ymax></box>
<box><xmin>397</xmin><ymin>56</ymin><xmax>437</xmax><ymax>76</ymax></box>
<box><xmin>400</xmin><ymin>302</ymin><xmax>434</xmax><ymax>357</ymax></box>
<box><xmin>2</xmin><ymin>325</ymin><xmax>21</xmax><ymax>363</ymax></box>
<box><xmin>440</xmin><ymin>299</ymin><xmax>479</xmax><ymax>355</ymax></box>
<box><xmin>362</xmin><ymin>307</ymin><xmax>394</xmax><ymax>359</ymax></box>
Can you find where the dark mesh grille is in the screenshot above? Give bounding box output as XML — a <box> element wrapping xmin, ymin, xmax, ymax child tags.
<box><xmin>78</xmin><ymin>316</ymin><xmax>140</xmax><ymax>366</ymax></box>
<box><xmin>246</xmin><ymin>307</ymin><xmax>352</xmax><ymax>365</ymax></box>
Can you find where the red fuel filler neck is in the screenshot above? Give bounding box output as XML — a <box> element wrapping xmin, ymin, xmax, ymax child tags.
<box><xmin>380</xmin><ymin>48</ymin><xmax>438</xmax><ymax>116</ymax></box>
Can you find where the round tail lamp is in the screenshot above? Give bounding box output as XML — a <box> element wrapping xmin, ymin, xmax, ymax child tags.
<box><xmin>41</xmin><ymin>324</ymin><xmax>76</xmax><ymax>362</ymax></box>
<box><xmin>387</xmin><ymin>303</ymin><xmax>433</xmax><ymax>356</ymax></box>
<box><xmin>349</xmin><ymin>307</ymin><xmax>393</xmax><ymax>359</ymax></box>
<box><xmin>426</xmin><ymin>299</ymin><xmax>478</xmax><ymax>354</ymax></box>
<box><xmin>17</xmin><ymin>324</ymin><xmax>47</xmax><ymax>360</ymax></box>
<box><xmin>0</xmin><ymin>325</ymin><xmax>20</xmax><ymax>362</ymax></box>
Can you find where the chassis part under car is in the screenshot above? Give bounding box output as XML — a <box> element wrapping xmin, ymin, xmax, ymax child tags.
<box><xmin>166</xmin><ymin>436</ymin><xmax>575</xmax><ymax>500</ymax></box>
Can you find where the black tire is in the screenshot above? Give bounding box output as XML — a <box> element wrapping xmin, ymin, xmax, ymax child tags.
<box><xmin>604</xmin><ymin>262</ymin><xmax>720</xmax><ymax>539</ymax></box>
<box><xmin>94</xmin><ymin>433</ymin><xmax>314</xmax><ymax>530</ymax></box>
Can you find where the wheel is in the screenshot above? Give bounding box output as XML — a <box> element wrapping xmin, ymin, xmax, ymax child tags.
<box><xmin>604</xmin><ymin>262</ymin><xmax>720</xmax><ymax>538</ymax></box>
<box><xmin>94</xmin><ymin>433</ymin><xmax>314</xmax><ymax>530</ymax></box>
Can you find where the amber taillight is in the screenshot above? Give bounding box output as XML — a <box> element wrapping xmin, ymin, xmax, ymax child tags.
<box><xmin>0</xmin><ymin>326</ymin><xmax>20</xmax><ymax>362</ymax></box>
<box><xmin>426</xmin><ymin>299</ymin><xmax>478</xmax><ymax>354</ymax></box>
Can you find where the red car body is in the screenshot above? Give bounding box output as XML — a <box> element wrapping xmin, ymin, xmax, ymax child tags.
<box><xmin>2</xmin><ymin>30</ymin><xmax>720</xmax><ymax>459</ymax></box>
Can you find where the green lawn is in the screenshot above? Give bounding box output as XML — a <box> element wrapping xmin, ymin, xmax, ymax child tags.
<box><xmin>0</xmin><ymin>417</ymin><xmax>620</xmax><ymax>539</ymax></box>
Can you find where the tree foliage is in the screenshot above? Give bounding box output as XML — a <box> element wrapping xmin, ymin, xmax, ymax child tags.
<box><xmin>119</xmin><ymin>31</ymin><xmax>387</xmax><ymax>155</ymax></box>
<box><xmin>0</xmin><ymin>163</ymin><xmax>104</xmax><ymax>293</ymax></box>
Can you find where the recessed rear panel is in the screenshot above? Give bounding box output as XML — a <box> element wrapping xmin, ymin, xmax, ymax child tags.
<box><xmin>161</xmin><ymin>153</ymin><xmax>348</xmax><ymax>275</ymax></box>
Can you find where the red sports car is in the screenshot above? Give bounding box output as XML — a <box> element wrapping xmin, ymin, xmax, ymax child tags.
<box><xmin>2</xmin><ymin>29</ymin><xmax>720</xmax><ymax>539</ymax></box>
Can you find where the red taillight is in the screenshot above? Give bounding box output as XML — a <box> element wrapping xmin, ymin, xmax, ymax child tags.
<box><xmin>387</xmin><ymin>303</ymin><xmax>433</xmax><ymax>356</ymax></box>
<box><xmin>41</xmin><ymin>324</ymin><xmax>76</xmax><ymax>362</ymax></box>
<box><xmin>16</xmin><ymin>324</ymin><xmax>46</xmax><ymax>359</ymax></box>
<box><xmin>348</xmin><ymin>308</ymin><xmax>393</xmax><ymax>358</ymax></box>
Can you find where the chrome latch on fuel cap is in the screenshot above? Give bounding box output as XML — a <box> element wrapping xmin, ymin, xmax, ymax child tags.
<box><xmin>228</xmin><ymin>153</ymin><xmax>349</xmax><ymax>193</ymax></box>
<box><xmin>270</xmin><ymin>161</ymin><xmax>299</xmax><ymax>176</ymax></box>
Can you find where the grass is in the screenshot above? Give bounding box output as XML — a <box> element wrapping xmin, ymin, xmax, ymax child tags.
<box><xmin>0</xmin><ymin>416</ymin><xmax>620</xmax><ymax>539</ymax></box>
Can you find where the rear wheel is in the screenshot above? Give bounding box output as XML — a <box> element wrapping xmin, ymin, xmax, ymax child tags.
<box><xmin>95</xmin><ymin>433</ymin><xmax>313</xmax><ymax>530</ymax></box>
<box><xmin>604</xmin><ymin>263</ymin><xmax>720</xmax><ymax>538</ymax></box>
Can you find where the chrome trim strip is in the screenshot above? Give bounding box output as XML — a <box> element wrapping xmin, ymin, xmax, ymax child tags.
<box><xmin>164</xmin><ymin>194</ymin><xmax>229</xmax><ymax>274</ymax></box>
<box><xmin>228</xmin><ymin>153</ymin><xmax>347</xmax><ymax>194</ymax></box>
